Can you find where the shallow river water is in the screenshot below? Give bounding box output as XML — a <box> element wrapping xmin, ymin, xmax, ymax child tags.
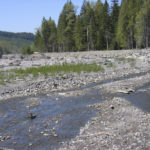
<box><xmin>1</xmin><ymin>78</ymin><xmax>150</xmax><ymax>150</ymax></box>
<box><xmin>0</xmin><ymin>88</ymin><xmax>103</xmax><ymax>150</ymax></box>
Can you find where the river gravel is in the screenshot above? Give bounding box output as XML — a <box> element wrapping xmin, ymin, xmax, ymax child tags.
<box><xmin>1</xmin><ymin>50</ymin><xmax>150</xmax><ymax>149</ymax></box>
<box><xmin>0</xmin><ymin>49</ymin><xmax>150</xmax><ymax>100</ymax></box>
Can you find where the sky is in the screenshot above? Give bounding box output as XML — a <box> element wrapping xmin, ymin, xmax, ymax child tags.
<box><xmin>0</xmin><ymin>0</ymin><xmax>119</xmax><ymax>34</ymax></box>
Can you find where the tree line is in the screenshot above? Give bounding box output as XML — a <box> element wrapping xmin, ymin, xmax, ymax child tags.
<box><xmin>34</xmin><ymin>0</ymin><xmax>150</xmax><ymax>52</ymax></box>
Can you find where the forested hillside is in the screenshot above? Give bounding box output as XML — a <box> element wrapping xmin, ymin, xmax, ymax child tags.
<box><xmin>34</xmin><ymin>0</ymin><xmax>150</xmax><ymax>52</ymax></box>
<box><xmin>0</xmin><ymin>31</ymin><xmax>34</xmax><ymax>54</ymax></box>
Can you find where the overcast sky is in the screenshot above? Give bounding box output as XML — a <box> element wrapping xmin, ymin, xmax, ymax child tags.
<box><xmin>0</xmin><ymin>0</ymin><xmax>120</xmax><ymax>33</ymax></box>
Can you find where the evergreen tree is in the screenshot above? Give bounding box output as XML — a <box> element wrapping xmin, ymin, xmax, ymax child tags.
<box><xmin>116</xmin><ymin>0</ymin><xmax>128</xmax><ymax>49</ymax></box>
<box><xmin>47</xmin><ymin>18</ymin><xmax>57</xmax><ymax>52</ymax></box>
<box><xmin>110</xmin><ymin>0</ymin><xmax>120</xmax><ymax>49</ymax></box>
<box><xmin>79</xmin><ymin>0</ymin><xmax>88</xmax><ymax>51</ymax></box>
<box><xmin>34</xmin><ymin>0</ymin><xmax>150</xmax><ymax>52</ymax></box>
<box><xmin>117</xmin><ymin>0</ymin><xmax>143</xmax><ymax>49</ymax></box>
<box><xmin>34</xmin><ymin>17</ymin><xmax>57</xmax><ymax>52</ymax></box>
<box><xmin>57</xmin><ymin>10</ymin><xmax>66</xmax><ymax>52</ymax></box>
<box><xmin>41</xmin><ymin>17</ymin><xmax>51</xmax><ymax>51</ymax></box>
<box><xmin>103</xmin><ymin>0</ymin><xmax>111</xmax><ymax>50</ymax></box>
<box><xmin>34</xmin><ymin>29</ymin><xmax>44</xmax><ymax>51</ymax></box>
<box><xmin>57</xmin><ymin>1</ymin><xmax>76</xmax><ymax>52</ymax></box>
<box><xmin>74</xmin><ymin>15</ymin><xmax>86</xmax><ymax>51</ymax></box>
<box><xmin>94</xmin><ymin>0</ymin><xmax>105</xmax><ymax>49</ymax></box>
<box><xmin>80</xmin><ymin>1</ymin><xmax>96</xmax><ymax>51</ymax></box>
<box><xmin>135</xmin><ymin>0</ymin><xmax>150</xmax><ymax>48</ymax></box>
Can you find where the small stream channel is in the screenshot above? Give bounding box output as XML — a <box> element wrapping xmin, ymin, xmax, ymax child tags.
<box><xmin>1</xmin><ymin>71</ymin><xmax>150</xmax><ymax>150</ymax></box>
<box><xmin>0</xmin><ymin>88</ymin><xmax>103</xmax><ymax>150</ymax></box>
<box><xmin>122</xmin><ymin>82</ymin><xmax>150</xmax><ymax>112</ymax></box>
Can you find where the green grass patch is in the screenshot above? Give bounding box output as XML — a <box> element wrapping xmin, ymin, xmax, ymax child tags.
<box><xmin>106</xmin><ymin>62</ymin><xmax>116</xmax><ymax>68</ymax></box>
<box><xmin>0</xmin><ymin>63</ymin><xmax>105</xmax><ymax>85</ymax></box>
<box><xmin>12</xmin><ymin>63</ymin><xmax>105</xmax><ymax>76</ymax></box>
<box><xmin>128</xmin><ymin>58</ymin><xmax>136</xmax><ymax>67</ymax></box>
<box><xmin>0</xmin><ymin>71</ymin><xmax>5</xmax><ymax>85</ymax></box>
<box><xmin>119</xmin><ymin>57</ymin><xmax>127</xmax><ymax>64</ymax></box>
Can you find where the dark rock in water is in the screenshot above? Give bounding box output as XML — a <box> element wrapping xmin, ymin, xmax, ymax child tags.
<box><xmin>0</xmin><ymin>136</ymin><xmax>11</xmax><ymax>142</ymax></box>
<box><xmin>117</xmin><ymin>89</ymin><xmax>134</xmax><ymax>94</ymax></box>
<box><xmin>110</xmin><ymin>105</ymin><xmax>114</xmax><ymax>110</ymax></box>
<box><xmin>28</xmin><ymin>112</ymin><xmax>36</xmax><ymax>120</ymax></box>
<box><xmin>127</xmin><ymin>89</ymin><xmax>134</xmax><ymax>94</ymax></box>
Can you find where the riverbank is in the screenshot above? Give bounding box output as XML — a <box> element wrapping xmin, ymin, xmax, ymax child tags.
<box><xmin>0</xmin><ymin>49</ymin><xmax>150</xmax><ymax>100</ymax></box>
<box><xmin>60</xmin><ymin>96</ymin><xmax>150</xmax><ymax>150</ymax></box>
<box><xmin>1</xmin><ymin>50</ymin><xmax>150</xmax><ymax>149</ymax></box>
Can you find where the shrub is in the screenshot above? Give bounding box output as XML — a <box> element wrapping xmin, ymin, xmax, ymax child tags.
<box><xmin>22</xmin><ymin>46</ymin><xmax>34</xmax><ymax>55</ymax></box>
<box><xmin>0</xmin><ymin>46</ymin><xmax>3</xmax><ymax>58</ymax></box>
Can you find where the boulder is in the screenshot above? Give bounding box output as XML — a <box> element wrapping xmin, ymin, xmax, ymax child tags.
<box><xmin>117</xmin><ymin>89</ymin><xmax>134</xmax><ymax>94</ymax></box>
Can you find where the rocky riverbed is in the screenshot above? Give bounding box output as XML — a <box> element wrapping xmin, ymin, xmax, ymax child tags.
<box><xmin>1</xmin><ymin>49</ymin><xmax>150</xmax><ymax>100</ymax></box>
<box><xmin>1</xmin><ymin>49</ymin><xmax>150</xmax><ymax>149</ymax></box>
<box><xmin>0</xmin><ymin>49</ymin><xmax>150</xmax><ymax>70</ymax></box>
<box><xmin>60</xmin><ymin>96</ymin><xmax>150</xmax><ymax>150</ymax></box>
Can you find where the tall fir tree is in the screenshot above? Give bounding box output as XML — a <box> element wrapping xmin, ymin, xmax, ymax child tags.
<box><xmin>34</xmin><ymin>0</ymin><xmax>150</xmax><ymax>52</ymax></box>
<box><xmin>47</xmin><ymin>18</ymin><xmax>57</xmax><ymax>52</ymax></box>
<box><xmin>94</xmin><ymin>0</ymin><xmax>105</xmax><ymax>49</ymax></box>
<box><xmin>80</xmin><ymin>0</ymin><xmax>96</xmax><ymax>51</ymax></box>
<box><xmin>110</xmin><ymin>0</ymin><xmax>120</xmax><ymax>49</ymax></box>
<box><xmin>135</xmin><ymin>0</ymin><xmax>150</xmax><ymax>48</ymax></box>
<box><xmin>116</xmin><ymin>0</ymin><xmax>128</xmax><ymax>49</ymax></box>
<box><xmin>57</xmin><ymin>1</ymin><xmax>76</xmax><ymax>52</ymax></box>
<box><xmin>117</xmin><ymin>0</ymin><xmax>143</xmax><ymax>49</ymax></box>
<box><xmin>34</xmin><ymin>17</ymin><xmax>57</xmax><ymax>52</ymax></box>
<box><xmin>41</xmin><ymin>17</ymin><xmax>51</xmax><ymax>52</ymax></box>
<box><xmin>34</xmin><ymin>29</ymin><xmax>44</xmax><ymax>52</ymax></box>
<box><xmin>74</xmin><ymin>15</ymin><xmax>86</xmax><ymax>51</ymax></box>
<box><xmin>57</xmin><ymin>7</ymin><xmax>67</xmax><ymax>52</ymax></box>
<box><xmin>103</xmin><ymin>0</ymin><xmax>111</xmax><ymax>50</ymax></box>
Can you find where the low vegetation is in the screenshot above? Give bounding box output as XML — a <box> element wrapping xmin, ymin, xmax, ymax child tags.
<box><xmin>128</xmin><ymin>58</ymin><xmax>136</xmax><ymax>67</ymax></box>
<box><xmin>0</xmin><ymin>63</ymin><xmax>104</xmax><ymax>85</ymax></box>
<box><xmin>22</xmin><ymin>46</ymin><xmax>34</xmax><ymax>55</ymax></box>
<box><xmin>106</xmin><ymin>62</ymin><xmax>116</xmax><ymax>68</ymax></box>
<box><xmin>0</xmin><ymin>71</ymin><xmax>5</xmax><ymax>85</ymax></box>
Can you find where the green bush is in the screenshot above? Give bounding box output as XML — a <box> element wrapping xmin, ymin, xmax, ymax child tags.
<box><xmin>22</xmin><ymin>46</ymin><xmax>34</xmax><ymax>55</ymax></box>
<box><xmin>0</xmin><ymin>46</ymin><xmax>3</xmax><ymax>58</ymax></box>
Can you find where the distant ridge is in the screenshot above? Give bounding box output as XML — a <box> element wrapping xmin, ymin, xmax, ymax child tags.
<box><xmin>0</xmin><ymin>31</ymin><xmax>35</xmax><ymax>54</ymax></box>
<box><xmin>0</xmin><ymin>31</ymin><xmax>34</xmax><ymax>41</ymax></box>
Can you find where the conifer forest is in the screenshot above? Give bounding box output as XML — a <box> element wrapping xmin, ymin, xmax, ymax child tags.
<box><xmin>34</xmin><ymin>0</ymin><xmax>150</xmax><ymax>52</ymax></box>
